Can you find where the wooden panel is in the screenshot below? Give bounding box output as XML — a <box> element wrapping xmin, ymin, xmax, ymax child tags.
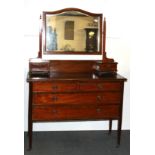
<box><xmin>32</xmin><ymin>105</ymin><xmax>120</xmax><ymax>121</ymax></box>
<box><xmin>32</xmin><ymin>81</ymin><xmax>78</xmax><ymax>92</ymax></box>
<box><xmin>33</xmin><ymin>92</ymin><xmax>121</xmax><ymax>105</ymax></box>
<box><xmin>49</xmin><ymin>60</ymin><xmax>95</xmax><ymax>73</ymax></box>
<box><xmin>79</xmin><ymin>82</ymin><xmax>122</xmax><ymax>91</ymax></box>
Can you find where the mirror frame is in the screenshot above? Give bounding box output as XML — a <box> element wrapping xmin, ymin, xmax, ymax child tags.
<box><xmin>42</xmin><ymin>8</ymin><xmax>103</xmax><ymax>55</ymax></box>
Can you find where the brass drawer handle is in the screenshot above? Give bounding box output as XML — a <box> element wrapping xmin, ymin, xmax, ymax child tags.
<box><xmin>52</xmin><ymin>85</ymin><xmax>58</xmax><ymax>90</ymax></box>
<box><xmin>97</xmin><ymin>95</ymin><xmax>102</xmax><ymax>102</ymax></box>
<box><xmin>51</xmin><ymin>109</ymin><xmax>58</xmax><ymax>114</ymax></box>
<box><xmin>97</xmin><ymin>84</ymin><xmax>103</xmax><ymax>89</ymax></box>
<box><xmin>96</xmin><ymin>108</ymin><xmax>101</xmax><ymax>113</ymax></box>
<box><xmin>51</xmin><ymin>96</ymin><xmax>58</xmax><ymax>102</ymax></box>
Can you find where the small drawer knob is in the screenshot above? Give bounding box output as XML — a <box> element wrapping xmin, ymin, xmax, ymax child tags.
<box><xmin>51</xmin><ymin>96</ymin><xmax>58</xmax><ymax>102</ymax></box>
<box><xmin>97</xmin><ymin>95</ymin><xmax>102</xmax><ymax>102</ymax></box>
<box><xmin>97</xmin><ymin>84</ymin><xmax>103</xmax><ymax>89</ymax></box>
<box><xmin>96</xmin><ymin>108</ymin><xmax>101</xmax><ymax>113</ymax></box>
<box><xmin>52</xmin><ymin>85</ymin><xmax>58</xmax><ymax>90</ymax></box>
<box><xmin>52</xmin><ymin>109</ymin><xmax>58</xmax><ymax>114</ymax></box>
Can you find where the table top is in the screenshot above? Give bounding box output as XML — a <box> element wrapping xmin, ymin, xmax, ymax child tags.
<box><xmin>27</xmin><ymin>72</ymin><xmax>127</xmax><ymax>82</ymax></box>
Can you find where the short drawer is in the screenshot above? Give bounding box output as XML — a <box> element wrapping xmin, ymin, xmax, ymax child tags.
<box><xmin>32</xmin><ymin>92</ymin><xmax>121</xmax><ymax>105</ymax></box>
<box><xmin>79</xmin><ymin>82</ymin><xmax>122</xmax><ymax>92</ymax></box>
<box><xmin>32</xmin><ymin>105</ymin><xmax>120</xmax><ymax>121</ymax></box>
<box><xmin>32</xmin><ymin>81</ymin><xmax>77</xmax><ymax>92</ymax></box>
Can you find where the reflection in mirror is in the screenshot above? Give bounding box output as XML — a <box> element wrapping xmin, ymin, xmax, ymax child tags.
<box><xmin>43</xmin><ymin>9</ymin><xmax>102</xmax><ymax>54</ymax></box>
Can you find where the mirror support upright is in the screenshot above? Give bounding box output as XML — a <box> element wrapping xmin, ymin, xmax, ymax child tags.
<box><xmin>38</xmin><ymin>15</ymin><xmax>42</xmax><ymax>58</ymax></box>
<box><xmin>102</xmin><ymin>17</ymin><xmax>114</xmax><ymax>63</ymax></box>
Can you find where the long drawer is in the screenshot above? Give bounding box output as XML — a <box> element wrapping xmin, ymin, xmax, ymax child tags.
<box><xmin>32</xmin><ymin>92</ymin><xmax>121</xmax><ymax>105</ymax></box>
<box><xmin>79</xmin><ymin>82</ymin><xmax>122</xmax><ymax>92</ymax></box>
<box><xmin>32</xmin><ymin>81</ymin><xmax>122</xmax><ymax>92</ymax></box>
<box><xmin>32</xmin><ymin>81</ymin><xmax>78</xmax><ymax>92</ymax></box>
<box><xmin>32</xmin><ymin>105</ymin><xmax>120</xmax><ymax>121</ymax></box>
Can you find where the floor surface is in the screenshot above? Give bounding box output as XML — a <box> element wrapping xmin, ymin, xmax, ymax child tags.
<box><xmin>24</xmin><ymin>130</ymin><xmax>130</xmax><ymax>155</ymax></box>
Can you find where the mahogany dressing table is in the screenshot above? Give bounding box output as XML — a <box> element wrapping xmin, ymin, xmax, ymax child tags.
<box><xmin>27</xmin><ymin>8</ymin><xmax>127</xmax><ymax>149</ymax></box>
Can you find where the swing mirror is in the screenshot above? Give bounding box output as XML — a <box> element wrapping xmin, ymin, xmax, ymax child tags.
<box><xmin>42</xmin><ymin>8</ymin><xmax>103</xmax><ymax>55</ymax></box>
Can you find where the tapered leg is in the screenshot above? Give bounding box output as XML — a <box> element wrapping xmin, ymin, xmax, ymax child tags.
<box><xmin>117</xmin><ymin>83</ymin><xmax>124</xmax><ymax>146</ymax></box>
<box><xmin>28</xmin><ymin>104</ymin><xmax>31</xmax><ymax>137</ymax></box>
<box><xmin>109</xmin><ymin>119</ymin><xmax>112</xmax><ymax>134</ymax></box>
<box><xmin>117</xmin><ymin>118</ymin><xmax>122</xmax><ymax>146</ymax></box>
<box><xmin>28</xmin><ymin>120</ymin><xmax>32</xmax><ymax>150</ymax></box>
<box><xmin>28</xmin><ymin>83</ymin><xmax>32</xmax><ymax>150</ymax></box>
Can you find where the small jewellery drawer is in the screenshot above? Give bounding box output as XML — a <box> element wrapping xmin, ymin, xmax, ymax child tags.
<box><xmin>32</xmin><ymin>92</ymin><xmax>121</xmax><ymax>105</ymax></box>
<box><xmin>32</xmin><ymin>81</ymin><xmax>77</xmax><ymax>92</ymax></box>
<box><xmin>79</xmin><ymin>82</ymin><xmax>122</xmax><ymax>92</ymax></box>
<box><xmin>32</xmin><ymin>105</ymin><xmax>120</xmax><ymax>121</ymax></box>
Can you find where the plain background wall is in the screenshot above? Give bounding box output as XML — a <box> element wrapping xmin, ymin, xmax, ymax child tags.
<box><xmin>24</xmin><ymin>0</ymin><xmax>130</xmax><ymax>131</ymax></box>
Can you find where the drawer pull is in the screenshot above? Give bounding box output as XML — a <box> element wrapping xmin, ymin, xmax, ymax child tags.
<box><xmin>52</xmin><ymin>85</ymin><xmax>58</xmax><ymax>90</ymax></box>
<box><xmin>51</xmin><ymin>96</ymin><xmax>58</xmax><ymax>102</ymax></box>
<box><xmin>97</xmin><ymin>84</ymin><xmax>103</xmax><ymax>89</ymax></box>
<box><xmin>51</xmin><ymin>109</ymin><xmax>58</xmax><ymax>114</ymax></box>
<box><xmin>96</xmin><ymin>108</ymin><xmax>101</xmax><ymax>113</ymax></box>
<box><xmin>96</xmin><ymin>95</ymin><xmax>102</xmax><ymax>102</ymax></box>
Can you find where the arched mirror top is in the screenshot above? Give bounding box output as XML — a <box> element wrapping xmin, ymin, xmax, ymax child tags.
<box><xmin>41</xmin><ymin>8</ymin><xmax>103</xmax><ymax>55</ymax></box>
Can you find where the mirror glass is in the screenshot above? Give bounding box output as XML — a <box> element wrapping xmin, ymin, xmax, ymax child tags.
<box><xmin>43</xmin><ymin>9</ymin><xmax>102</xmax><ymax>54</ymax></box>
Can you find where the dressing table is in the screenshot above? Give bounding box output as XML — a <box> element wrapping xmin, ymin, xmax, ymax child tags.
<box><xmin>27</xmin><ymin>8</ymin><xmax>127</xmax><ymax>149</ymax></box>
